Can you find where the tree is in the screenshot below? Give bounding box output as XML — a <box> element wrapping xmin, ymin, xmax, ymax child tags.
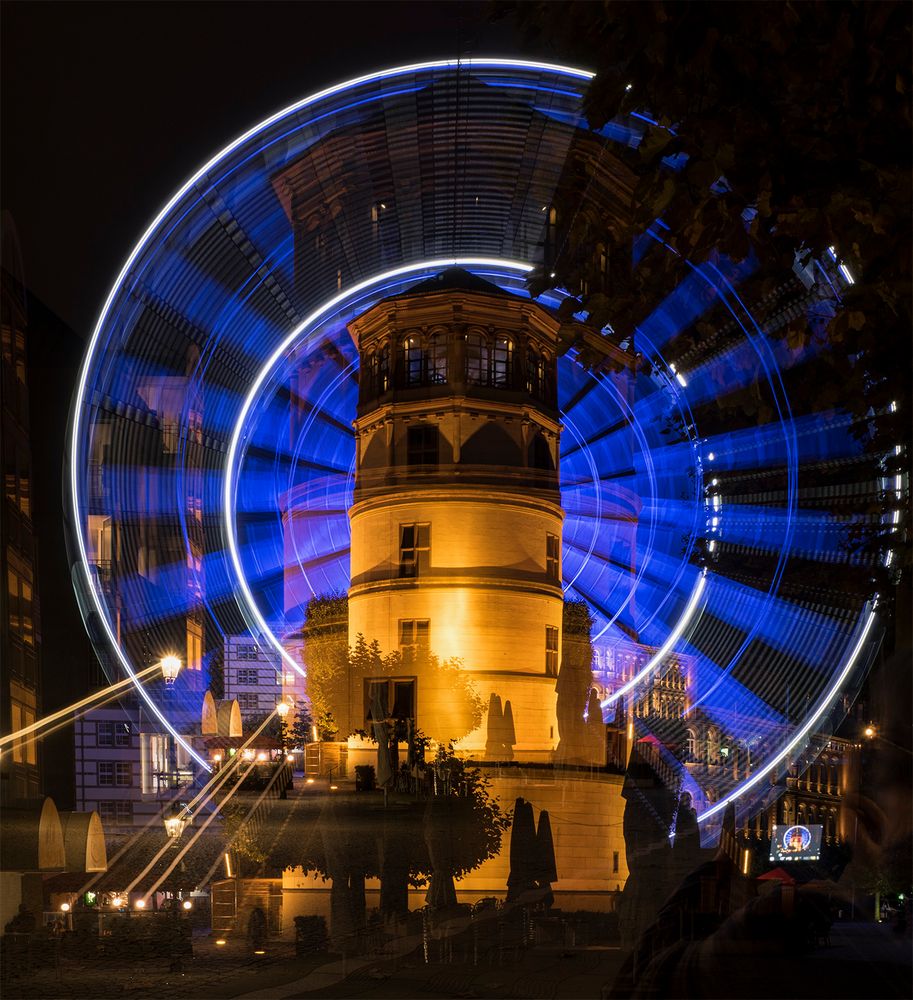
<box><xmin>302</xmin><ymin>596</ymin><xmax>483</xmax><ymax>744</ymax></box>
<box><xmin>507</xmin><ymin>1</ymin><xmax>911</xmax><ymax>583</ymax></box>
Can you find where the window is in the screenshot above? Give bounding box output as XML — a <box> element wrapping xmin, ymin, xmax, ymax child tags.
<box><xmin>465</xmin><ymin>332</ymin><xmax>489</xmax><ymax>385</ymax></box>
<box><xmin>546</xmin><ymin>533</ymin><xmax>560</xmax><ymax>579</ymax></box>
<box><xmin>545</xmin><ymin>626</ymin><xmax>559</xmax><ymax>676</ymax></box>
<box><xmin>403</xmin><ymin>333</ymin><xmax>447</xmax><ymax>386</ymax></box>
<box><xmin>237</xmin><ymin>692</ymin><xmax>261</xmax><ymax>713</ymax></box>
<box><xmin>526</xmin><ymin>348</ymin><xmax>544</xmax><ymax>398</ymax></box>
<box><xmin>98</xmin><ymin>801</ymin><xmax>133</xmax><ymax>826</ymax></box>
<box><xmin>399</xmin><ymin>619</ymin><xmax>430</xmax><ymax>660</ymax></box>
<box><xmin>235</xmin><ymin>644</ymin><xmax>259</xmax><ymax>660</ymax></box>
<box><xmin>404</xmin><ymin>336</ymin><xmax>424</xmax><ymax>386</ymax></box>
<box><xmin>236</xmin><ymin>668</ymin><xmax>259</xmax><ymax>686</ymax></box>
<box><xmin>187</xmin><ymin>617</ymin><xmax>203</xmax><ymax>672</ymax></box>
<box><xmin>9</xmin><ymin>703</ymin><xmax>34</xmax><ymax>765</ymax></box>
<box><xmin>492</xmin><ymin>337</ymin><xmax>513</xmax><ymax>387</ymax></box>
<box><xmin>97</xmin><ymin>721</ymin><xmax>131</xmax><ymax>748</ymax></box>
<box><xmin>406</xmin><ymin>424</ymin><xmax>439</xmax><ymax>465</ymax></box>
<box><xmin>612</xmin><ymin>851</ymin><xmax>620</xmax><ymax>874</ymax></box>
<box><xmin>399</xmin><ymin>523</ymin><xmax>431</xmax><ymax>578</ymax></box>
<box><xmin>98</xmin><ymin>762</ymin><xmax>132</xmax><ymax>787</ymax></box>
<box><xmin>465</xmin><ymin>333</ymin><xmax>512</xmax><ymax>387</ymax></box>
<box><xmin>427</xmin><ymin>333</ymin><xmax>448</xmax><ymax>384</ymax></box>
<box><xmin>371</xmin><ymin>343</ymin><xmax>391</xmax><ymax>393</ymax></box>
<box><xmin>365</xmin><ymin>677</ymin><xmax>416</xmax><ymax>726</ymax></box>
<box><xmin>7</xmin><ymin>567</ymin><xmax>33</xmax><ymax>646</ymax></box>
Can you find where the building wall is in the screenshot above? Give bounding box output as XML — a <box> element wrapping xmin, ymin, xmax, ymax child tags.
<box><xmin>1</xmin><ymin>261</ymin><xmax>41</xmax><ymax>803</ymax></box>
<box><xmin>74</xmin><ymin>703</ymin><xmax>194</xmax><ymax>831</ymax></box>
<box><xmin>347</xmin><ymin>491</ymin><xmax>563</xmax><ymax>751</ymax></box>
<box><xmin>223</xmin><ymin>636</ymin><xmax>283</xmax><ymax>718</ymax></box>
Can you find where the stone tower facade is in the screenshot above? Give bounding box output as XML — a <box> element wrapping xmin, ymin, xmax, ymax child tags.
<box><xmin>346</xmin><ymin>270</ymin><xmax>564</xmax><ymax>756</ymax></box>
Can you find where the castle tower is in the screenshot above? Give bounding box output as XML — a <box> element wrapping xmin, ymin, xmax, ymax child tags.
<box><xmin>346</xmin><ymin>269</ymin><xmax>564</xmax><ymax>756</ymax></box>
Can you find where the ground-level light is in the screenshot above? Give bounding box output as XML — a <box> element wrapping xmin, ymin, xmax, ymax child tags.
<box><xmin>182</xmin><ymin>900</ymin><xmax>193</xmax><ymax>911</ymax></box>
<box><xmin>59</xmin><ymin>902</ymin><xmax>70</xmax><ymax>913</ymax></box>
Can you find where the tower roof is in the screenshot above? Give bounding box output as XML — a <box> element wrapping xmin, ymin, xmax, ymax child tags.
<box><xmin>396</xmin><ymin>267</ymin><xmax>509</xmax><ymax>300</ymax></box>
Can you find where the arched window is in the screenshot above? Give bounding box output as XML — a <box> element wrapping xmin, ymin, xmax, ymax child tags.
<box><xmin>686</xmin><ymin>729</ymin><xmax>696</xmax><ymax>760</ymax></box>
<box><xmin>376</xmin><ymin>343</ymin><xmax>390</xmax><ymax>392</ymax></box>
<box><xmin>465</xmin><ymin>332</ymin><xmax>489</xmax><ymax>385</ymax></box>
<box><xmin>404</xmin><ymin>336</ymin><xmax>423</xmax><ymax>386</ymax></box>
<box><xmin>427</xmin><ymin>333</ymin><xmax>447</xmax><ymax>384</ymax></box>
<box><xmin>492</xmin><ymin>336</ymin><xmax>513</xmax><ymax>387</ymax></box>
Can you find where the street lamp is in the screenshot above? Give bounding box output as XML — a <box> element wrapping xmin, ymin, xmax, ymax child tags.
<box><xmin>864</xmin><ymin>724</ymin><xmax>876</xmax><ymax>739</ymax></box>
<box><xmin>276</xmin><ymin>701</ymin><xmax>290</xmax><ymax>719</ymax></box>
<box><xmin>163</xmin><ymin>804</ymin><xmax>187</xmax><ymax>840</ymax></box>
<box><xmin>160</xmin><ymin>655</ymin><xmax>182</xmax><ymax>686</ymax></box>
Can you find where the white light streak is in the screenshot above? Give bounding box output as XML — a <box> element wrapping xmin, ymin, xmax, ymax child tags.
<box><xmin>224</xmin><ymin>258</ymin><xmax>534</xmax><ymax>676</ymax></box>
<box><xmin>70</xmin><ymin>59</ymin><xmax>589</xmax><ymax>769</ymax></box>
<box><xmin>602</xmin><ymin>572</ymin><xmax>707</xmax><ymax>708</ymax></box>
<box><xmin>698</xmin><ymin>605</ymin><xmax>878</xmax><ymax>823</ymax></box>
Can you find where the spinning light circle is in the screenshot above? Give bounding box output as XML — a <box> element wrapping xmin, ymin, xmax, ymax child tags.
<box><xmin>68</xmin><ymin>58</ymin><xmax>882</xmax><ymax>821</ymax></box>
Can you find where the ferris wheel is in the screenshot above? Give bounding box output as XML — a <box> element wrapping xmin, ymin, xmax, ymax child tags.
<box><xmin>68</xmin><ymin>58</ymin><xmax>882</xmax><ymax>833</ymax></box>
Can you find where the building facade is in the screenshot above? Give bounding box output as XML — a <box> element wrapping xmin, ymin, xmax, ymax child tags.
<box><xmin>1</xmin><ymin>239</ymin><xmax>41</xmax><ymax>803</ymax></box>
<box><xmin>344</xmin><ymin>269</ymin><xmax>566</xmax><ymax>755</ymax></box>
<box><xmin>223</xmin><ymin>635</ymin><xmax>284</xmax><ymax>719</ymax></box>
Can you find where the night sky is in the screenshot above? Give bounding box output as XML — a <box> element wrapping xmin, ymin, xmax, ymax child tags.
<box><xmin>2</xmin><ymin>1</ymin><xmax>541</xmax><ymax>337</ymax></box>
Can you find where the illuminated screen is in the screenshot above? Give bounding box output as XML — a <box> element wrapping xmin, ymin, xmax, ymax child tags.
<box><xmin>769</xmin><ymin>823</ymin><xmax>823</xmax><ymax>862</ymax></box>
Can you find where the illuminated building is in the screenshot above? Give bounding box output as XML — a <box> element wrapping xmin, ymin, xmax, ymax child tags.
<box><xmin>1</xmin><ymin>221</ymin><xmax>40</xmax><ymax>802</ymax></box>
<box><xmin>345</xmin><ymin>269</ymin><xmax>565</xmax><ymax>754</ymax></box>
<box><xmin>280</xmin><ymin>269</ymin><xmax>634</xmax><ymax>905</ymax></box>
<box><xmin>223</xmin><ymin>634</ymin><xmax>283</xmax><ymax>719</ymax></box>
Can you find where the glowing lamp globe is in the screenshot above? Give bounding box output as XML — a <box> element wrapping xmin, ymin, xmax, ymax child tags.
<box><xmin>160</xmin><ymin>655</ymin><xmax>182</xmax><ymax>685</ymax></box>
<box><xmin>164</xmin><ymin>806</ymin><xmax>186</xmax><ymax>839</ymax></box>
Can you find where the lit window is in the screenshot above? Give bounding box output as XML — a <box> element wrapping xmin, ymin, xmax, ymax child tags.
<box><xmin>427</xmin><ymin>334</ymin><xmax>447</xmax><ymax>384</ymax></box>
<box><xmin>545</xmin><ymin>626</ymin><xmax>559</xmax><ymax>676</ymax></box>
<box><xmin>465</xmin><ymin>332</ymin><xmax>489</xmax><ymax>385</ymax></box>
<box><xmin>491</xmin><ymin>337</ymin><xmax>513</xmax><ymax>387</ymax></box>
<box><xmin>404</xmin><ymin>336</ymin><xmax>424</xmax><ymax>386</ymax></box>
<box><xmin>399</xmin><ymin>523</ymin><xmax>431</xmax><ymax>578</ymax></box>
<box><xmin>399</xmin><ymin>619</ymin><xmax>430</xmax><ymax>661</ymax></box>
<box><xmin>546</xmin><ymin>533</ymin><xmax>560</xmax><ymax>579</ymax></box>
